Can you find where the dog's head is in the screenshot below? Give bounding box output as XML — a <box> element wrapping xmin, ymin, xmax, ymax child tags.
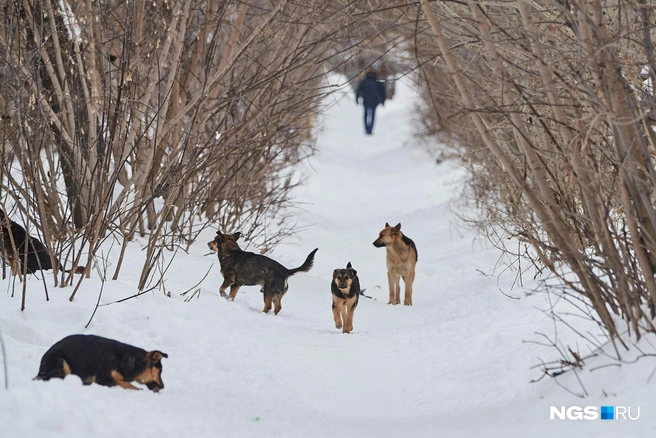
<box><xmin>136</xmin><ymin>350</ymin><xmax>168</xmax><ymax>393</ymax></box>
<box><xmin>333</xmin><ymin>262</ymin><xmax>357</xmax><ymax>291</ymax></box>
<box><xmin>207</xmin><ymin>231</ymin><xmax>242</xmax><ymax>255</ymax></box>
<box><xmin>373</xmin><ymin>223</ymin><xmax>401</xmax><ymax>247</ymax></box>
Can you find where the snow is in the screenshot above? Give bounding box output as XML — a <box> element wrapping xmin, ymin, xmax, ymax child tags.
<box><xmin>1</xmin><ymin>76</ymin><xmax>656</xmax><ymax>437</ymax></box>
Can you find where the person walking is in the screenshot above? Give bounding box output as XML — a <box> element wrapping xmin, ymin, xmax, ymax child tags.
<box><xmin>356</xmin><ymin>71</ymin><xmax>386</xmax><ymax>135</ymax></box>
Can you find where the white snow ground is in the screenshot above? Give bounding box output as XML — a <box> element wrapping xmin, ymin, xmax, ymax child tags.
<box><xmin>1</xmin><ymin>76</ymin><xmax>655</xmax><ymax>438</ymax></box>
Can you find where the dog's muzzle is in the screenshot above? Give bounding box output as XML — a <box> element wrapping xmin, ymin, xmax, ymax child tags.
<box><xmin>146</xmin><ymin>381</ymin><xmax>164</xmax><ymax>392</ymax></box>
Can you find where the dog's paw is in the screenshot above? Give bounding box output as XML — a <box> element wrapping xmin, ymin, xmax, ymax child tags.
<box><xmin>335</xmin><ymin>323</ymin><xmax>342</xmax><ymax>329</ymax></box>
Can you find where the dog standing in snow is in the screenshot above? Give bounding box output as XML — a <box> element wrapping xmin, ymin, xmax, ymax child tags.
<box><xmin>373</xmin><ymin>223</ymin><xmax>418</xmax><ymax>305</ymax></box>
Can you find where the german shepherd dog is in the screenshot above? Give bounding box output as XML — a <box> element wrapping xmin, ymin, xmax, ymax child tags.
<box><xmin>0</xmin><ymin>209</ymin><xmax>56</xmax><ymax>280</ymax></box>
<box><xmin>35</xmin><ymin>334</ymin><xmax>168</xmax><ymax>392</ymax></box>
<box><xmin>208</xmin><ymin>230</ymin><xmax>318</xmax><ymax>315</ymax></box>
<box><xmin>373</xmin><ymin>223</ymin><xmax>418</xmax><ymax>306</ymax></box>
<box><xmin>331</xmin><ymin>262</ymin><xmax>360</xmax><ymax>334</ymax></box>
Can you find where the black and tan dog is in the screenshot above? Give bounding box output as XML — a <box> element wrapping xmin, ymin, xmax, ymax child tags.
<box><xmin>208</xmin><ymin>230</ymin><xmax>318</xmax><ymax>315</ymax></box>
<box><xmin>331</xmin><ymin>262</ymin><xmax>360</xmax><ymax>334</ymax></box>
<box><xmin>373</xmin><ymin>222</ymin><xmax>418</xmax><ymax>306</ymax></box>
<box><xmin>0</xmin><ymin>209</ymin><xmax>56</xmax><ymax>280</ymax></box>
<box><xmin>34</xmin><ymin>334</ymin><xmax>168</xmax><ymax>392</ymax></box>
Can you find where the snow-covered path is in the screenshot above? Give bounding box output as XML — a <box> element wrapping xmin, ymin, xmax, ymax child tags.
<box><xmin>2</xmin><ymin>77</ymin><xmax>653</xmax><ymax>438</ymax></box>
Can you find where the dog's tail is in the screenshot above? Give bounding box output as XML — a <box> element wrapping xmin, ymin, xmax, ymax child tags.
<box><xmin>287</xmin><ymin>248</ymin><xmax>318</xmax><ymax>276</ymax></box>
<box><xmin>359</xmin><ymin>288</ymin><xmax>376</xmax><ymax>300</ymax></box>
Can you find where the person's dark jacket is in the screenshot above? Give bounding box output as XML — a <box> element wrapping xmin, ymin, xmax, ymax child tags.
<box><xmin>356</xmin><ymin>73</ymin><xmax>386</xmax><ymax>107</ymax></box>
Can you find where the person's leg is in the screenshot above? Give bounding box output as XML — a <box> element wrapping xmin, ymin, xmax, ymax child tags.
<box><xmin>364</xmin><ymin>106</ymin><xmax>374</xmax><ymax>134</ymax></box>
<box><xmin>369</xmin><ymin>106</ymin><xmax>377</xmax><ymax>133</ymax></box>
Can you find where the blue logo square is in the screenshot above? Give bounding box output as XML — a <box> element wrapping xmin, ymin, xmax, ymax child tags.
<box><xmin>601</xmin><ymin>406</ymin><xmax>614</xmax><ymax>420</ymax></box>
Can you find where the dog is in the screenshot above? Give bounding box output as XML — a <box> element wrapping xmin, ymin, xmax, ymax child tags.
<box><xmin>331</xmin><ymin>262</ymin><xmax>360</xmax><ymax>334</ymax></box>
<box><xmin>0</xmin><ymin>209</ymin><xmax>84</xmax><ymax>279</ymax></box>
<box><xmin>0</xmin><ymin>209</ymin><xmax>56</xmax><ymax>280</ymax></box>
<box><xmin>208</xmin><ymin>230</ymin><xmax>318</xmax><ymax>315</ymax></box>
<box><xmin>34</xmin><ymin>334</ymin><xmax>168</xmax><ymax>392</ymax></box>
<box><xmin>373</xmin><ymin>222</ymin><xmax>418</xmax><ymax>305</ymax></box>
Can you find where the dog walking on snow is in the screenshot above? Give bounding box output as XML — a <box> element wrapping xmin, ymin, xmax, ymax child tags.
<box><xmin>208</xmin><ymin>230</ymin><xmax>318</xmax><ymax>315</ymax></box>
<box><xmin>331</xmin><ymin>262</ymin><xmax>361</xmax><ymax>334</ymax></box>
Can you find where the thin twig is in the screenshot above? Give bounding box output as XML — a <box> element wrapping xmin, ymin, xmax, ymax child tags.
<box><xmin>180</xmin><ymin>264</ymin><xmax>214</xmax><ymax>299</ymax></box>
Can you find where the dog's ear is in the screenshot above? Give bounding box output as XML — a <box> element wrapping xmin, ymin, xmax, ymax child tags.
<box><xmin>392</xmin><ymin>223</ymin><xmax>401</xmax><ymax>232</ymax></box>
<box><xmin>385</xmin><ymin>222</ymin><xmax>390</xmax><ymax>228</ymax></box>
<box><xmin>146</xmin><ymin>351</ymin><xmax>168</xmax><ymax>362</ymax></box>
<box><xmin>216</xmin><ymin>230</ymin><xmax>222</xmax><ymax>236</ymax></box>
<box><xmin>232</xmin><ymin>232</ymin><xmax>241</xmax><ymax>240</ymax></box>
<box><xmin>346</xmin><ymin>262</ymin><xmax>352</xmax><ymax>269</ymax></box>
<box><xmin>332</xmin><ymin>269</ymin><xmax>339</xmax><ymax>278</ymax></box>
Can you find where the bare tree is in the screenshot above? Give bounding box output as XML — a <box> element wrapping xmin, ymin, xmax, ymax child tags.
<box><xmin>0</xmin><ymin>0</ymin><xmax>410</xmax><ymax>302</ymax></box>
<box><xmin>407</xmin><ymin>0</ymin><xmax>656</xmax><ymax>353</ymax></box>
